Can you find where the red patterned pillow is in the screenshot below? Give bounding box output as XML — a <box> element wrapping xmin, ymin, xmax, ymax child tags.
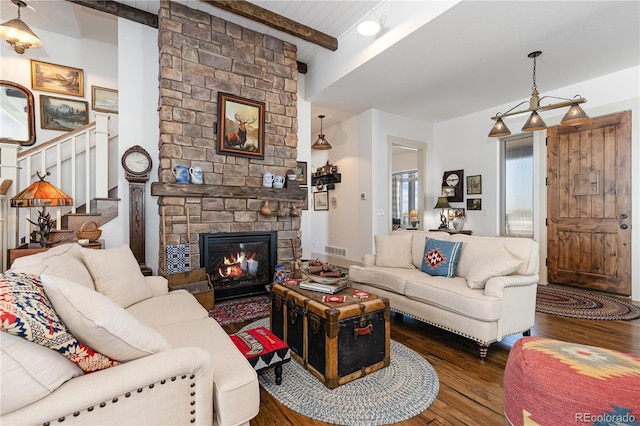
<box><xmin>0</xmin><ymin>272</ymin><xmax>118</xmax><ymax>373</ymax></box>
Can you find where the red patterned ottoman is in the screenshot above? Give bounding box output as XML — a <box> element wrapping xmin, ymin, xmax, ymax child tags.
<box><xmin>504</xmin><ymin>336</ymin><xmax>640</xmax><ymax>425</ymax></box>
<box><xmin>231</xmin><ymin>327</ymin><xmax>290</xmax><ymax>385</ymax></box>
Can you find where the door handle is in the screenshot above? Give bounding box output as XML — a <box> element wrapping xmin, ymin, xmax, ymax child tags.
<box><xmin>620</xmin><ymin>213</ymin><xmax>629</xmax><ymax>219</ymax></box>
<box><xmin>620</xmin><ymin>224</ymin><xmax>628</xmax><ymax>230</ymax></box>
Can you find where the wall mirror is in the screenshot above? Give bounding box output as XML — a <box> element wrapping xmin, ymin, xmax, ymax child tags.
<box><xmin>0</xmin><ymin>80</ymin><xmax>36</xmax><ymax>146</ymax></box>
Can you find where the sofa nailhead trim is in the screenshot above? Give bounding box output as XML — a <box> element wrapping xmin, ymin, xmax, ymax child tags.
<box><xmin>149</xmin><ymin>384</ymin><xmax>155</xmax><ymax>389</ymax></box>
<box><xmin>125</xmin><ymin>392</ymin><xmax>131</xmax><ymax>397</ymax></box>
<box><xmin>190</xmin><ymin>419</ymin><xmax>195</xmax><ymax>423</ymax></box>
<box><xmin>171</xmin><ymin>376</ymin><xmax>177</xmax><ymax>381</ymax></box>
<box><xmin>99</xmin><ymin>402</ymin><xmax>106</xmax><ymax>408</ymax></box>
<box><xmin>137</xmin><ymin>388</ymin><xmax>143</xmax><ymax>393</ymax></box>
<box><xmin>190</xmin><ymin>401</ymin><xmax>195</xmax><ymax>406</ymax></box>
<box><xmin>112</xmin><ymin>398</ymin><xmax>118</xmax><ymax>403</ymax></box>
<box><xmin>57</xmin><ymin>417</ymin><xmax>65</xmax><ymax>422</ymax></box>
<box><xmin>42</xmin><ymin>422</ymin><xmax>50</xmax><ymax>426</ymax></box>
<box><xmin>87</xmin><ymin>407</ymin><xmax>94</xmax><ymax>412</ymax></box>
<box><xmin>190</xmin><ymin>391</ymin><xmax>195</xmax><ymax>396</ymax></box>
<box><xmin>161</xmin><ymin>379</ymin><xmax>166</xmax><ymax>384</ymax></box>
<box><xmin>181</xmin><ymin>375</ymin><xmax>187</xmax><ymax>379</ymax></box>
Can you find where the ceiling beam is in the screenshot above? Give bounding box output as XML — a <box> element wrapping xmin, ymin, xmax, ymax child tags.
<box><xmin>65</xmin><ymin>0</ymin><xmax>158</xmax><ymax>28</ymax></box>
<box><xmin>201</xmin><ymin>0</ymin><xmax>338</xmax><ymax>52</ymax></box>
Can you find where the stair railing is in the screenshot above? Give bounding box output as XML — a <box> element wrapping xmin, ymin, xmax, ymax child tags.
<box><xmin>0</xmin><ymin>112</ymin><xmax>111</xmax><ymax>254</ymax></box>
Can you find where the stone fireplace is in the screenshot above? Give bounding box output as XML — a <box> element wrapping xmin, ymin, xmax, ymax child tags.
<box><xmin>151</xmin><ymin>0</ymin><xmax>304</xmax><ymax>295</ymax></box>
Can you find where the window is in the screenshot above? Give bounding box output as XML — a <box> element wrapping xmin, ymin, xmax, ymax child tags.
<box><xmin>501</xmin><ymin>135</ymin><xmax>533</xmax><ymax>237</ymax></box>
<box><xmin>392</xmin><ymin>171</ymin><xmax>418</xmax><ymax>228</ymax></box>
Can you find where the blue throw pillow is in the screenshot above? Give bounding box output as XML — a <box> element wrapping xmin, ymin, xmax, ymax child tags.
<box><xmin>421</xmin><ymin>238</ymin><xmax>463</xmax><ymax>278</ymax></box>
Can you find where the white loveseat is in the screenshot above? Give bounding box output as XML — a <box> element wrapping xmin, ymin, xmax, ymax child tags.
<box><xmin>1</xmin><ymin>243</ymin><xmax>259</xmax><ymax>426</ymax></box>
<box><xmin>349</xmin><ymin>231</ymin><xmax>539</xmax><ymax>359</ymax></box>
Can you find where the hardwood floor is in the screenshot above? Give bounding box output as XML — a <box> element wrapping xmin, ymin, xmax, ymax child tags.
<box><xmin>224</xmin><ymin>307</ymin><xmax>640</xmax><ymax>426</ymax></box>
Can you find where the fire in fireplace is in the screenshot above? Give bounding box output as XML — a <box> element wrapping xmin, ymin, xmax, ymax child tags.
<box><xmin>199</xmin><ymin>231</ymin><xmax>276</xmax><ymax>300</ymax></box>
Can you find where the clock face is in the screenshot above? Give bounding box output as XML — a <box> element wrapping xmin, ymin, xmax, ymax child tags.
<box><xmin>446</xmin><ymin>173</ymin><xmax>460</xmax><ymax>187</ymax></box>
<box><xmin>122</xmin><ymin>147</ymin><xmax>152</xmax><ymax>175</ymax></box>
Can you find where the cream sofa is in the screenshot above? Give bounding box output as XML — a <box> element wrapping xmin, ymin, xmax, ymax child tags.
<box><xmin>349</xmin><ymin>231</ymin><xmax>539</xmax><ymax>359</ymax></box>
<box><xmin>1</xmin><ymin>243</ymin><xmax>259</xmax><ymax>426</ymax></box>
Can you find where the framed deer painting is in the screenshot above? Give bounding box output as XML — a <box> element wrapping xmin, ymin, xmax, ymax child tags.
<box><xmin>217</xmin><ymin>92</ymin><xmax>265</xmax><ymax>159</ymax></box>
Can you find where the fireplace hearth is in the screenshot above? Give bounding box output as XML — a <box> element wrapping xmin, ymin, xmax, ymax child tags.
<box><xmin>199</xmin><ymin>231</ymin><xmax>276</xmax><ymax>300</ymax></box>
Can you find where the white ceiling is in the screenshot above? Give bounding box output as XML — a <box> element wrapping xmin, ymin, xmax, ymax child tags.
<box><xmin>5</xmin><ymin>0</ymin><xmax>639</xmax><ymax>135</ymax></box>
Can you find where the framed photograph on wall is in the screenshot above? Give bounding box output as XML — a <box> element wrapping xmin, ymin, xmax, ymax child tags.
<box><xmin>301</xmin><ymin>186</ymin><xmax>309</xmax><ymax>210</ymax></box>
<box><xmin>295</xmin><ymin>161</ymin><xmax>308</xmax><ymax>185</ymax></box>
<box><xmin>467</xmin><ymin>198</ymin><xmax>482</xmax><ymax>211</ymax></box>
<box><xmin>216</xmin><ymin>92</ymin><xmax>265</xmax><ymax>159</ymax></box>
<box><xmin>314</xmin><ymin>190</ymin><xmax>329</xmax><ymax>211</ymax></box>
<box><xmin>31</xmin><ymin>60</ymin><xmax>84</xmax><ymax>97</ymax></box>
<box><xmin>91</xmin><ymin>86</ymin><xmax>118</xmax><ymax>113</ymax></box>
<box><xmin>40</xmin><ymin>95</ymin><xmax>89</xmax><ymax>131</ymax></box>
<box><xmin>447</xmin><ymin>208</ymin><xmax>466</xmax><ymax>221</ymax></box>
<box><xmin>467</xmin><ymin>175</ymin><xmax>482</xmax><ymax>194</ymax></box>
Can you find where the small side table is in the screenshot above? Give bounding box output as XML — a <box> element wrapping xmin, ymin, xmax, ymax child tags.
<box><xmin>230</xmin><ymin>326</ymin><xmax>290</xmax><ymax>385</ymax></box>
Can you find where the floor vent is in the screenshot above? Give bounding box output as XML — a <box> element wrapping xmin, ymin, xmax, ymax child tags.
<box><xmin>325</xmin><ymin>246</ymin><xmax>347</xmax><ymax>257</ymax></box>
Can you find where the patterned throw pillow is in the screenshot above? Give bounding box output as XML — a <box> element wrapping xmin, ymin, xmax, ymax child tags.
<box><xmin>0</xmin><ymin>272</ymin><xmax>118</xmax><ymax>373</ymax></box>
<box><xmin>421</xmin><ymin>238</ymin><xmax>463</xmax><ymax>278</ymax></box>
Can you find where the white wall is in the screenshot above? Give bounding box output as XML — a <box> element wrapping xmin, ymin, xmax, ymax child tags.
<box><xmin>101</xmin><ymin>18</ymin><xmax>160</xmax><ymax>273</ymax></box>
<box><xmin>309</xmin><ymin>109</ymin><xmax>431</xmax><ymax>265</ymax></box>
<box><xmin>433</xmin><ymin>66</ymin><xmax>640</xmax><ymax>299</ymax></box>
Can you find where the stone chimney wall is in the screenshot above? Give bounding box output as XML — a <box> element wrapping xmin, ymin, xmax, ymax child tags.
<box><xmin>155</xmin><ymin>0</ymin><xmax>301</xmax><ymax>274</ymax></box>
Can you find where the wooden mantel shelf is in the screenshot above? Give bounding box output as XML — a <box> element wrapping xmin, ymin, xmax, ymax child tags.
<box><xmin>151</xmin><ymin>182</ymin><xmax>306</xmax><ymax>202</ymax></box>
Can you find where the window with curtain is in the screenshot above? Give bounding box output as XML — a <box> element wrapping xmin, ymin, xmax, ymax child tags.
<box><xmin>392</xmin><ymin>171</ymin><xmax>418</xmax><ymax>228</ymax></box>
<box><xmin>501</xmin><ymin>135</ymin><xmax>533</xmax><ymax>237</ymax></box>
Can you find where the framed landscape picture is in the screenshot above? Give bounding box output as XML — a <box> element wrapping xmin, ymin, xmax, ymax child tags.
<box><xmin>467</xmin><ymin>198</ymin><xmax>482</xmax><ymax>211</ymax></box>
<box><xmin>31</xmin><ymin>60</ymin><xmax>84</xmax><ymax>97</ymax></box>
<box><xmin>40</xmin><ymin>95</ymin><xmax>89</xmax><ymax>131</ymax></box>
<box><xmin>91</xmin><ymin>85</ymin><xmax>118</xmax><ymax>113</ymax></box>
<box><xmin>216</xmin><ymin>92</ymin><xmax>265</xmax><ymax>159</ymax></box>
<box><xmin>467</xmin><ymin>175</ymin><xmax>482</xmax><ymax>194</ymax></box>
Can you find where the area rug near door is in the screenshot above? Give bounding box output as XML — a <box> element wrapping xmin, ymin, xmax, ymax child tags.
<box><xmin>536</xmin><ymin>284</ymin><xmax>640</xmax><ymax>320</ymax></box>
<box><xmin>209</xmin><ymin>295</ymin><xmax>269</xmax><ymax>326</ymax></box>
<box><xmin>241</xmin><ymin>318</ymin><xmax>439</xmax><ymax>426</ymax></box>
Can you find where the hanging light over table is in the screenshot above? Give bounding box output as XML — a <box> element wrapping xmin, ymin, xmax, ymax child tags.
<box><xmin>488</xmin><ymin>51</ymin><xmax>590</xmax><ymax>138</ymax></box>
<box><xmin>311</xmin><ymin>114</ymin><xmax>332</xmax><ymax>150</ymax></box>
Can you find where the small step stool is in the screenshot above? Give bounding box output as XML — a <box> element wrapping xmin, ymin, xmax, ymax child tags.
<box><xmin>231</xmin><ymin>327</ymin><xmax>290</xmax><ymax>385</ymax></box>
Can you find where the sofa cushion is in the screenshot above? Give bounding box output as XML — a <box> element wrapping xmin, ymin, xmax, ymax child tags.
<box><xmin>154</xmin><ymin>317</ymin><xmax>259</xmax><ymax>426</ymax></box>
<box><xmin>374</xmin><ymin>233</ymin><xmax>414</xmax><ymax>268</ymax></box>
<box><xmin>421</xmin><ymin>238</ymin><xmax>463</xmax><ymax>278</ymax></box>
<box><xmin>466</xmin><ymin>246</ymin><xmax>523</xmax><ymax>289</ymax></box>
<box><xmin>0</xmin><ymin>272</ymin><xmax>117</xmax><ymax>373</ymax></box>
<box><xmin>349</xmin><ymin>265</ymin><xmax>429</xmax><ymax>295</ymax></box>
<box><xmin>450</xmin><ymin>234</ymin><xmax>538</xmax><ymax>277</ymax></box>
<box><xmin>82</xmin><ymin>245</ymin><xmax>152</xmax><ymax>308</ymax></box>
<box><xmin>126</xmin><ymin>290</ymin><xmax>208</xmax><ymax>328</ymax></box>
<box><xmin>40</xmin><ymin>275</ymin><xmax>172</xmax><ymax>362</ymax></box>
<box><xmin>9</xmin><ymin>243</ymin><xmax>95</xmax><ymax>290</ymax></box>
<box><xmin>0</xmin><ymin>331</ymin><xmax>83</xmax><ymax>415</ymax></box>
<box><xmin>404</xmin><ymin>278</ymin><xmax>502</xmax><ymax>322</ymax></box>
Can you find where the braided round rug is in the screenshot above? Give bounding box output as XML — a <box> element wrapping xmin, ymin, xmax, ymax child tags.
<box><xmin>536</xmin><ymin>284</ymin><xmax>640</xmax><ymax>320</ymax></box>
<box><xmin>242</xmin><ymin>318</ymin><xmax>439</xmax><ymax>425</ymax></box>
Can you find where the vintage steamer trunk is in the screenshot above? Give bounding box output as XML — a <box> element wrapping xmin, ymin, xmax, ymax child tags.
<box><xmin>270</xmin><ymin>283</ymin><xmax>390</xmax><ymax>389</ymax></box>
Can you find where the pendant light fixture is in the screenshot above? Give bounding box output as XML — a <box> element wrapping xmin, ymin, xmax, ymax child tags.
<box><xmin>488</xmin><ymin>51</ymin><xmax>589</xmax><ymax>138</ymax></box>
<box><xmin>0</xmin><ymin>0</ymin><xmax>42</xmax><ymax>54</ymax></box>
<box><xmin>311</xmin><ymin>114</ymin><xmax>332</xmax><ymax>150</ymax></box>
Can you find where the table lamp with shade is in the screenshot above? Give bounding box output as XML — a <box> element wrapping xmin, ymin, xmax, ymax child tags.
<box><xmin>410</xmin><ymin>209</ymin><xmax>419</xmax><ymax>228</ymax></box>
<box><xmin>434</xmin><ymin>196</ymin><xmax>452</xmax><ymax>230</ymax></box>
<box><xmin>10</xmin><ymin>171</ymin><xmax>73</xmax><ymax>247</ymax></box>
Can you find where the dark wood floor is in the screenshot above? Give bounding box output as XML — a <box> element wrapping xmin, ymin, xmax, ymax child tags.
<box><xmin>224</xmin><ymin>304</ymin><xmax>640</xmax><ymax>426</ymax></box>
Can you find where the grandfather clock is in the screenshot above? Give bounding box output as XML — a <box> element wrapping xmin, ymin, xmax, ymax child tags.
<box><xmin>121</xmin><ymin>145</ymin><xmax>153</xmax><ymax>276</ymax></box>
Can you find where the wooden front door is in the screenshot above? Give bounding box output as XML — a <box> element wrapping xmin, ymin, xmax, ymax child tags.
<box><xmin>547</xmin><ymin>111</ymin><xmax>631</xmax><ymax>296</ymax></box>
